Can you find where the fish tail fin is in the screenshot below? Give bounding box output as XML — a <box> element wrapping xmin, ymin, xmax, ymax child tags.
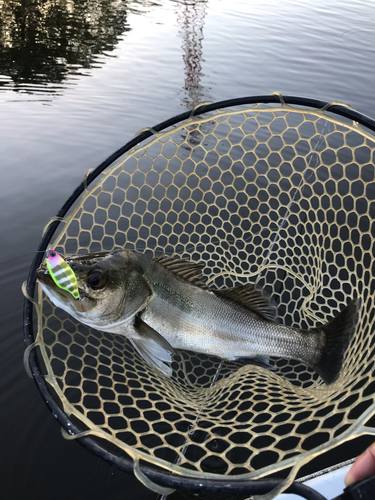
<box><xmin>313</xmin><ymin>298</ymin><xmax>361</xmax><ymax>385</ymax></box>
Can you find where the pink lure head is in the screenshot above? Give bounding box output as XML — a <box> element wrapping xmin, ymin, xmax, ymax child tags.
<box><xmin>47</xmin><ymin>249</ymin><xmax>63</xmax><ymax>266</ymax></box>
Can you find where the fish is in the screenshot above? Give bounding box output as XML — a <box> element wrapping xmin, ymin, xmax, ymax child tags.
<box><xmin>36</xmin><ymin>248</ymin><xmax>360</xmax><ymax>384</ymax></box>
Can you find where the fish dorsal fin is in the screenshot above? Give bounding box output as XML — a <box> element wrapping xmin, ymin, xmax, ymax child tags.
<box><xmin>214</xmin><ymin>284</ymin><xmax>277</xmax><ymax>322</ymax></box>
<box><xmin>154</xmin><ymin>255</ymin><xmax>208</xmax><ymax>288</ymax></box>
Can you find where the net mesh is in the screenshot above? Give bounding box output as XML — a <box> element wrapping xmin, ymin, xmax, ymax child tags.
<box><xmin>27</xmin><ymin>101</ymin><xmax>375</xmax><ymax>498</ymax></box>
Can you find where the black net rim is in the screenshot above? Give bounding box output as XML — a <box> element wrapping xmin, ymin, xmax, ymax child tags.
<box><xmin>23</xmin><ymin>94</ymin><xmax>375</xmax><ymax>497</ymax></box>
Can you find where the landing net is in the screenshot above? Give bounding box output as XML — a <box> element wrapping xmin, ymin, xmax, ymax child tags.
<box><xmin>23</xmin><ymin>95</ymin><xmax>375</xmax><ymax>499</ymax></box>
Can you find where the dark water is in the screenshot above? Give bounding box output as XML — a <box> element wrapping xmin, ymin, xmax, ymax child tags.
<box><xmin>0</xmin><ymin>0</ymin><xmax>375</xmax><ymax>498</ymax></box>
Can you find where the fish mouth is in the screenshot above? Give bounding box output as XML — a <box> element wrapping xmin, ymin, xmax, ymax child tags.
<box><xmin>36</xmin><ymin>265</ymin><xmax>71</xmax><ymax>300</ymax></box>
<box><xmin>36</xmin><ymin>264</ymin><xmax>90</xmax><ymax>313</ymax></box>
<box><xmin>36</xmin><ymin>265</ymin><xmax>54</xmax><ymax>286</ymax></box>
<box><xmin>36</xmin><ymin>265</ymin><xmax>81</xmax><ymax>301</ymax></box>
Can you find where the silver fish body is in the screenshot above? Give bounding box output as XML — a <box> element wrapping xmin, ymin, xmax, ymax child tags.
<box><xmin>140</xmin><ymin>259</ymin><xmax>319</xmax><ymax>361</ymax></box>
<box><xmin>36</xmin><ymin>249</ymin><xmax>360</xmax><ymax>384</ymax></box>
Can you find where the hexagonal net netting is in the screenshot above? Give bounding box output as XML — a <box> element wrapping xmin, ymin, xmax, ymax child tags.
<box><xmin>24</xmin><ymin>97</ymin><xmax>375</xmax><ymax>499</ymax></box>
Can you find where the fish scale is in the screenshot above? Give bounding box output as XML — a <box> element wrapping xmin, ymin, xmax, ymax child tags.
<box><xmin>143</xmin><ymin>276</ymin><xmax>320</xmax><ymax>362</ymax></box>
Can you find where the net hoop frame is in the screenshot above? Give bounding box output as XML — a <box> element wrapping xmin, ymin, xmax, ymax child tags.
<box><xmin>23</xmin><ymin>94</ymin><xmax>375</xmax><ymax>498</ymax></box>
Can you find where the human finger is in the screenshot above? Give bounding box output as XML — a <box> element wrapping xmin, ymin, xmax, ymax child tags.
<box><xmin>345</xmin><ymin>442</ymin><xmax>375</xmax><ymax>486</ymax></box>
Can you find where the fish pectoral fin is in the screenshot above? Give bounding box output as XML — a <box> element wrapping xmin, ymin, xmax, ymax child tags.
<box><xmin>214</xmin><ymin>284</ymin><xmax>277</xmax><ymax>322</ymax></box>
<box><xmin>130</xmin><ymin>317</ymin><xmax>176</xmax><ymax>376</ymax></box>
<box><xmin>233</xmin><ymin>355</ymin><xmax>277</xmax><ymax>371</ymax></box>
<box><xmin>121</xmin><ymin>271</ymin><xmax>153</xmax><ymax>321</ymax></box>
<box><xmin>129</xmin><ymin>337</ymin><xmax>173</xmax><ymax>377</ymax></box>
<box><xmin>134</xmin><ymin>317</ymin><xmax>176</xmax><ymax>355</ymax></box>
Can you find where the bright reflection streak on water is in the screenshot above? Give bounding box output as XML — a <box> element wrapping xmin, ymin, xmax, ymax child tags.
<box><xmin>0</xmin><ymin>0</ymin><xmax>375</xmax><ymax>499</ymax></box>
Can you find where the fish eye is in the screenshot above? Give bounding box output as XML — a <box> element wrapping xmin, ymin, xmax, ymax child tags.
<box><xmin>87</xmin><ymin>270</ymin><xmax>106</xmax><ymax>290</ymax></box>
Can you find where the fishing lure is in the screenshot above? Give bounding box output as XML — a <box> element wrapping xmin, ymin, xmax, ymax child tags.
<box><xmin>46</xmin><ymin>249</ymin><xmax>80</xmax><ymax>300</ymax></box>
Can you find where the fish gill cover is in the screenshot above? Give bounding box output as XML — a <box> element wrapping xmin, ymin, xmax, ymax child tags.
<box><xmin>23</xmin><ymin>96</ymin><xmax>375</xmax><ymax>499</ymax></box>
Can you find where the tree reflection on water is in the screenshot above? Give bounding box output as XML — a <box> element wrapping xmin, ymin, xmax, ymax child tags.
<box><xmin>175</xmin><ymin>0</ymin><xmax>208</xmax><ymax>109</ymax></box>
<box><xmin>0</xmin><ymin>0</ymin><xmax>130</xmax><ymax>91</ymax></box>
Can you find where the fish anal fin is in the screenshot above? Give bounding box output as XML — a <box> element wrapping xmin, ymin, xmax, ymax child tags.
<box><xmin>215</xmin><ymin>284</ymin><xmax>277</xmax><ymax>322</ymax></box>
<box><xmin>154</xmin><ymin>255</ymin><xmax>207</xmax><ymax>288</ymax></box>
